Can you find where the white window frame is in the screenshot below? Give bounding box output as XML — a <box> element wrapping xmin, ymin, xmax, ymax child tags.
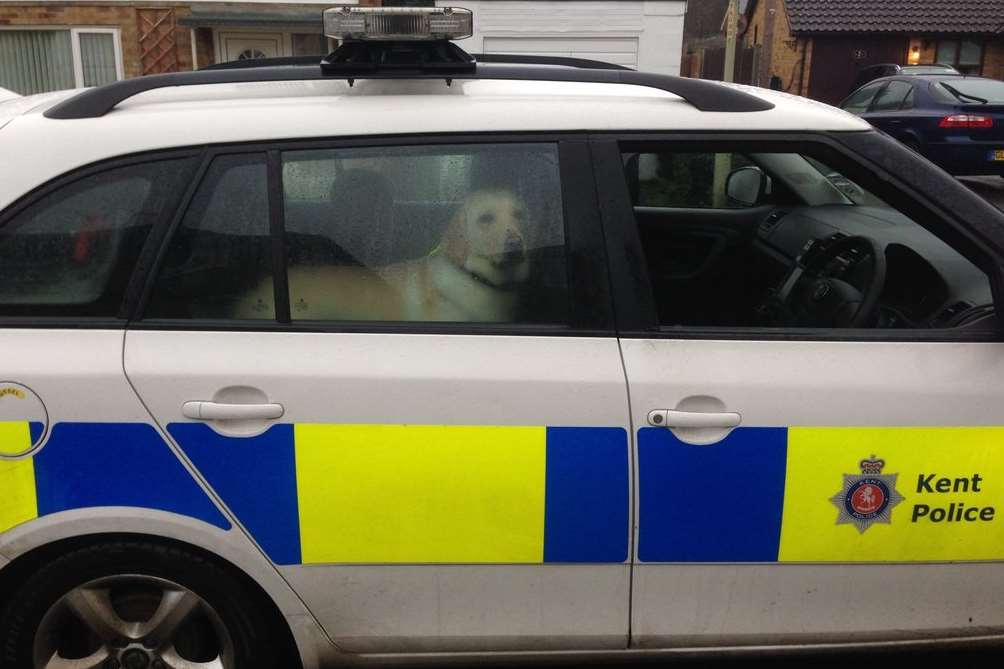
<box><xmin>0</xmin><ymin>26</ymin><xmax>124</xmax><ymax>88</ymax></box>
<box><xmin>70</xmin><ymin>27</ymin><xmax>125</xmax><ymax>86</ymax></box>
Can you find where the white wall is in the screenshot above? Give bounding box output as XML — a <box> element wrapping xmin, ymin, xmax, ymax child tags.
<box><xmin>442</xmin><ymin>0</ymin><xmax>687</xmax><ymax>75</ymax></box>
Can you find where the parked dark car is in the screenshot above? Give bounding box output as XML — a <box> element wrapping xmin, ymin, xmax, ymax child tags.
<box><xmin>840</xmin><ymin>75</ymin><xmax>1004</xmax><ymax>177</ymax></box>
<box><xmin>849</xmin><ymin>63</ymin><xmax>961</xmax><ymax>94</ymax></box>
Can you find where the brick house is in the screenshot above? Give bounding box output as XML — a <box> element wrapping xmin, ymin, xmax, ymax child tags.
<box><xmin>0</xmin><ymin>0</ymin><xmax>687</xmax><ymax>96</ymax></box>
<box><xmin>737</xmin><ymin>0</ymin><xmax>1004</xmax><ymax>105</ymax></box>
<box><xmin>0</xmin><ymin>0</ymin><xmax>381</xmax><ymax>95</ymax></box>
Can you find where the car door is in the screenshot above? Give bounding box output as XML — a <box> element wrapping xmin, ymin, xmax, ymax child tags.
<box><xmin>860</xmin><ymin>79</ymin><xmax>915</xmax><ymax>137</ymax></box>
<box><xmin>620</xmin><ymin>149</ymin><xmax>785</xmax><ymax>328</ymax></box>
<box><xmin>123</xmin><ymin>137</ymin><xmax>633</xmax><ymax>653</ymax></box>
<box><xmin>0</xmin><ymin>153</ymin><xmax>233</xmax><ymax>542</ymax></box>
<box><xmin>592</xmin><ymin>133</ymin><xmax>1004</xmax><ymax>648</ymax></box>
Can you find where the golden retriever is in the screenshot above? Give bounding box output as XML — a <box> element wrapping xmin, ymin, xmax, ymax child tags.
<box><xmin>235</xmin><ymin>189</ymin><xmax>531</xmax><ymax>322</ymax></box>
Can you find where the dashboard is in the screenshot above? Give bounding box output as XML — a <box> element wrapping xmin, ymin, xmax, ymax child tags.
<box><xmin>755</xmin><ymin>204</ymin><xmax>995</xmax><ymax>329</ymax></box>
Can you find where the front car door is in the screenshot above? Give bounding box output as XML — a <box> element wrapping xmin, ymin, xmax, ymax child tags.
<box><xmin>123</xmin><ymin>137</ymin><xmax>633</xmax><ymax>653</ymax></box>
<box><xmin>593</xmin><ymin>132</ymin><xmax>1004</xmax><ymax>648</ymax></box>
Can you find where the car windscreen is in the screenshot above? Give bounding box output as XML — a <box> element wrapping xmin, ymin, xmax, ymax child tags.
<box><xmin>931</xmin><ymin>79</ymin><xmax>1004</xmax><ymax>104</ymax></box>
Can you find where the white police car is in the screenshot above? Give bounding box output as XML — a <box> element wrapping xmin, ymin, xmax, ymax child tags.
<box><xmin>3</xmin><ymin>6</ymin><xmax>1004</xmax><ymax>669</ymax></box>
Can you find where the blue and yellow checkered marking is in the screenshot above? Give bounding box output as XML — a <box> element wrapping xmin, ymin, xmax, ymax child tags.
<box><xmin>10</xmin><ymin>422</ymin><xmax>996</xmax><ymax>566</ymax></box>
<box><xmin>0</xmin><ymin>423</ymin><xmax>230</xmax><ymax>535</ymax></box>
<box><xmin>170</xmin><ymin>423</ymin><xmax>630</xmax><ymax>566</ymax></box>
<box><xmin>639</xmin><ymin>426</ymin><xmax>1004</xmax><ymax>563</ymax></box>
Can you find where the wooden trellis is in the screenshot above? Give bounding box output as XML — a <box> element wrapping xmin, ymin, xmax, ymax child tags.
<box><xmin>137</xmin><ymin>8</ymin><xmax>179</xmax><ymax>75</ymax></box>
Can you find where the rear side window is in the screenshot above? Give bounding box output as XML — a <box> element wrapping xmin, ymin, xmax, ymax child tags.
<box><xmin>147</xmin><ymin>143</ymin><xmax>570</xmax><ymax>326</ymax></box>
<box><xmin>0</xmin><ymin>158</ymin><xmax>195</xmax><ymax>318</ymax></box>
<box><xmin>870</xmin><ymin>81</ymin><xmax>912</xmax><ymax>111</ymax></box>
<box><xmin>842</xmin><ymin>82</ymin><xmax>884</xmax><ymax>113</ymax></box>
<box><xmin>277</xmin><ymin>143</ymin><xmax>567</xmax><ymax>324</ymax></box>
<box><xmin>146</xmin><ymin>153</ymin><xmax>272</xmax><ymax>320</ymax></box>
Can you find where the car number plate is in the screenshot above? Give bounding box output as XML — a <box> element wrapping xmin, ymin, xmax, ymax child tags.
<box><xmin>992</xmin><ymin>150</ymin><xmax>1004</xmax><ymax>161</ymax></box>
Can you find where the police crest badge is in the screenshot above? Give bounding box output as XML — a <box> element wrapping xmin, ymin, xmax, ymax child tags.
<box><xmin>830</xmin><ymin>456</ymin><xmax>905</xmax><ymax>533</ymax></box>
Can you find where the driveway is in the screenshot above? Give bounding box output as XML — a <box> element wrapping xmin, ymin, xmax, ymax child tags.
<box><xmin>960</xmin><ymin>176</ymin><xmax>1004</xmax><ymax>210</ymax></box>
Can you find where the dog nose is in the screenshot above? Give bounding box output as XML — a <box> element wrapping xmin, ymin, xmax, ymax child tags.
<box><xmin>504</xmin><ymin>234</ymin><xmax>525</xmax><ymax>257</ymax></box>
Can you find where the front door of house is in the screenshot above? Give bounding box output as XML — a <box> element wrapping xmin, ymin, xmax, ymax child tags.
<box><xmin>219</xmin><ymin>32</ymin><xmax>283</xmax><ymax>63</ymax></box>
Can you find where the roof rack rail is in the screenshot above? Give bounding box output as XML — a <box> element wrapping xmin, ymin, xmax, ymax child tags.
<box><xmin>473</xmin><ymin>54</ymin><xmax>632</xmax><ymax>71</ymax></box>
<box><xmin>201</xmin><ymin>53</ymin><xmax>632</xmax><ymax>72</ymax></box>
<box><xmin>202</xmin><ymin>55</ymin><xmax>323</xmax><ymax>70</ymax></box>
<box><xmin>45</xmin><ymin>63</ymin><xmax>774</xmax><ymax>120</ymax></box>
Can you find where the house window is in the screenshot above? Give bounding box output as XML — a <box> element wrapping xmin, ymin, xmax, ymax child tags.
<box><xmin>0</xmin><ymin>28</ymin><xmax>123</xmax><ymax>95</ymax></box>
<box><xmin>934</xmin><ymin>39</ymin><xmax>984</xmax><ymax>75</ymax></box>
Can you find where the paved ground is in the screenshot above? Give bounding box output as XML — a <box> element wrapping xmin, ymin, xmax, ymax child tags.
<box><xmin>463</xmin><ymin>647</ymin><xmax>1002</xmax><ymax>669</ymax></box>
<box><xmin>961</xmin><ymin>175</ymin><xmax>1004</xmax><ymax>210</ymax></box>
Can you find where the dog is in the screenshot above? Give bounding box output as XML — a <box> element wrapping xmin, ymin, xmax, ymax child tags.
<box><xmin>235</xmin><ymin>189</ymin><xmax>531</xmax><ymax>322</ymax></box>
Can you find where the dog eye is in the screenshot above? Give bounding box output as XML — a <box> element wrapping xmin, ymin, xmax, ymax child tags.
<box><xmin>477</xmin><ymin>213</ymin><xmax>495</xmax><ymax>225</ymax></box>
<box><xmin>512</xmin><ymin>210</ymin><xmax>527</xmax><ymax>221</ymax></box>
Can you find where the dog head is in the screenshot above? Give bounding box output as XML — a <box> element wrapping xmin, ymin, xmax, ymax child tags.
<box><xmin>443</xmin><ymin>189</ymin><xmax>531</xmax><ymax>288</ymax></box>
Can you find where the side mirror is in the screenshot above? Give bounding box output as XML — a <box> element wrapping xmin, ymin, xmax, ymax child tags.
<box><xmin>725</xmin><ymin>166</ymin><xmax>767</xmax><ymax>207</ymax></box>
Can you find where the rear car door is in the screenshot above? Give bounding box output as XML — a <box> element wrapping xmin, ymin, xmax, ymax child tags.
<box><xmin>123</xmin><ymin>137</ymin><xmax>633</xmax><ymax>653</ymax></box>
<box><xmin>860</xmin><ymin>79</ymin><xmax>915</xmax><ymax>136</ymax></box>
<box><xmin>839</xmin><ymin>80</ymin><xmax>887</xmax><ymax>115</ymax></box>
<box><xmin>593</xmin><ymin>133</ymin><xmax>1004</xmax><ymax>648</ymax></box>
<box><xmin>0</xmin><ymin>153</ymin><xmax>233</xmax><ymax>541</ymax></box>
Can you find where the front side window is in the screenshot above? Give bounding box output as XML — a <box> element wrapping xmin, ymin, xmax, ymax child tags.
<box><xmin>620</xmin><ymin>146</ymin><xmax>994</xmax><ymax>332</ymax></box>
<box><xmin>630</xmin><ymin>152</ymin><xmax>754</xmax><ymax>209</ymax></box>
<box><xmin>0</xmin><ymin>158</ymin><xmax>196</xmax><ymax>318</ymax></box>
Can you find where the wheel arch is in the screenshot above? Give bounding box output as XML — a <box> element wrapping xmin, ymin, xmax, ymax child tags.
<box><xmin>0</xmin><ymin>516</ymin><xmax>333</xmax><ymax>669</ymax></box>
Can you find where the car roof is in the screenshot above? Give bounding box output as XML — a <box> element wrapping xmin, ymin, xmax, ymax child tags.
<box><xmin>871</xmin><ymin>73</ymin><xmax>992</xmax><ymax>85</ymax></box>
<box><xmin>0</xmin><ymin>72</ymin><xmax>871</xmax><ymax>209</ymax></box>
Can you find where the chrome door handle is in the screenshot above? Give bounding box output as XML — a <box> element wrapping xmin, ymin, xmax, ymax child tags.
<box><xmin>182</xmin><ymin>401</ymin><xmax>284</xmax><ymax>421</ymax></box>
<box><xmin>648</xmin><ymin>409</ymin><xmax>741</xmax><ymax>429</ymax></box>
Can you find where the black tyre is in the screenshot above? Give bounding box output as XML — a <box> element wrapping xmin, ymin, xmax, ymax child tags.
<box><xmin>0</xmin><ymin>539</ymin><xmax>283</xmax><ymax>669</ymax></box>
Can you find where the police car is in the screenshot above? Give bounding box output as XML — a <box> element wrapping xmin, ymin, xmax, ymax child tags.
<box><xmin>3</xmin><ymin>6</ymin><xmax>1004</xmax><ymax>669</ymax></box>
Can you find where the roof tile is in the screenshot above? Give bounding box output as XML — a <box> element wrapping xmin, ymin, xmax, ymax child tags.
<box><xmin>786</xmin><ymin>0</ymin><xmax>1004</xmax><ymax>34</ymax></box>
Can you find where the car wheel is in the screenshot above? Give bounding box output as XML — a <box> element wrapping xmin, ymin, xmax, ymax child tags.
<box><xmin>0</xmin><ymin>540</ymin><xmax>283</xmax><ymax>669</ymax></box>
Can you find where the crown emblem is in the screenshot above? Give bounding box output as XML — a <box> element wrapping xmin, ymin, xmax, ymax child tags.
<box><xmin>859</xmin><ymin>456</ymin><xmax>885</xmax><ymax>475</ymax></box>
<box><xmin>830</xmin><ymin>454</ymin><xmax>904</xmax><ymax>533</ymax></box>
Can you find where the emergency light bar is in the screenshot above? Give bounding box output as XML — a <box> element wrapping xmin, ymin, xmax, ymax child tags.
<box><xmin>323</xmin><ymin>6</ymin><xmax>473</xmax><ymax>41</ymax></box>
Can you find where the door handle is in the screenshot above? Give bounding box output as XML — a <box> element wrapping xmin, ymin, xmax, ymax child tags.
<box><xmin>182</xmin><ymin>401</ymin><xmax>284</xmax><ymax>421</ymax></box>
<box><xmin>648</xmin><ymin>409</ymin><xmax>741</xmax><ymax>429</ymax></box>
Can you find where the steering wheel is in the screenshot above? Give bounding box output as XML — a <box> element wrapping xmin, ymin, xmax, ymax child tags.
<box><xmin>783</xmin><ymin>235</ymin><xmax>886</xmax><ymax>328</ymax></box>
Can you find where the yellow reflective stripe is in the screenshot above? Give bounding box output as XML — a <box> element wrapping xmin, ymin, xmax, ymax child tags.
<box><xmin>295</xmin><ymin>424</ymin><xmax>547</xmax><ymax>564</ymax></box>
<box><xmin>0</xmin><ymin>423</ymin><xmax>38</xmax><ymax>534</ymax></box>
<box><xmin>0</xmin><ymin>421</ymin><xmax>32</xmax><ymax>456</ymax></box>
<box><xmin>779</xmin><ymin>427</ymin><xmax>1004</xmax><ymax>562</ymax></box>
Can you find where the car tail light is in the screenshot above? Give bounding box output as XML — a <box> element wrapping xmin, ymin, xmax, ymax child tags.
<box><xmin>939</xmin><ymin>114</ymin><xmax>994</xmax><ymax>129</ymax></box>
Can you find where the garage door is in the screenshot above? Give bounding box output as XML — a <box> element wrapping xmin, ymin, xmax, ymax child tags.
<box><xmin>482</xmin><ymin>36</ymin><xmax>638</xmax><ymax>69</ymax></box>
